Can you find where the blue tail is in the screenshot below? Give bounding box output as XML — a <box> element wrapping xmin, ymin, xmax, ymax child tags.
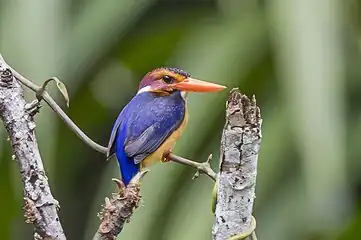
<box><xmin>115</xmin><ymin>125</ymin><xmax>139</xmax><ymax>186</ymax></box>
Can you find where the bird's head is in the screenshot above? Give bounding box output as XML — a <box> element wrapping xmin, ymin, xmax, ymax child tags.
<box><xmin>137</xmin><ymin>67</ymin><xmax>226</xmax><ymax>96</ymax></box>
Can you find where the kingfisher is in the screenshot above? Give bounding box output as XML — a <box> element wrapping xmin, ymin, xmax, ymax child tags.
<box><xmin>106</xmin><ymin>67</ymin><xmax>226</xmax><ymax>186</ymax></box>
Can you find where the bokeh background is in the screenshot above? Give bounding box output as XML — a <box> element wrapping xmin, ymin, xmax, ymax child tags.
<box><xmin>0</xmin><ymin>0</ymin><xmax>361</xmax><ymax>239</ymax></box>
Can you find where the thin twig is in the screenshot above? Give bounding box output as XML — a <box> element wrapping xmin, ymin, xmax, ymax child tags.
<box><xmin>7</xmin><ymin>65</ymin><xmax>107</xmax><ymax>154</ymax></box>
<box><xmin>169</xmin><ymin>153</ymin><xmax>217</xmax><ymax>181</ymax></box>
<box><xmin>0</xmin><ymin>54</ymin><xmax>66</xmax><ymax>239</ymax></box>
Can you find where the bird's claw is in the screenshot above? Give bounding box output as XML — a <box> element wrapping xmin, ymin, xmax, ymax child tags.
<box><xmin>112</xmin><ymin>178</ymin><xmax>126</xmax><ymax>193</ymax></box>
<box><xmin>25</xmin><ymin>99</ymin><xmax>42</xmax><ymax>116</ymax></box>
<box><xmin>161</xmin><ymin>149</ymin><xmax>172</xmax><ymax>163</ymax></box>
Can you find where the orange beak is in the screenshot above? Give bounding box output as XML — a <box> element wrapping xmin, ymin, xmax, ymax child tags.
<box><xmin>172</xmin><ymin>77</ymin><xmax>226</xmax><ymax>92</ymax></box>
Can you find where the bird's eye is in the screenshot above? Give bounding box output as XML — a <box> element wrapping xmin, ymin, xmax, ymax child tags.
<box><xmin>162</xmin><ymin>75</ymin><xmax>175</xmax><ymax>84</ymax></box>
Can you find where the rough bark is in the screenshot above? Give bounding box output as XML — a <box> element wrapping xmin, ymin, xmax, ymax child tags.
<box><xmin>0</xmin><ymin>55</ymin><xmax>66</xmax><ymax>240</ymax></box>
<box><xmin>212</xmin><ymin>88</ymin><xmax>261</xmax><ymax>240</ymax></box>
<box><xmin>92</xmin><ymin>172</ymin><xmax>145</xmax><ymax>240</ymax></box>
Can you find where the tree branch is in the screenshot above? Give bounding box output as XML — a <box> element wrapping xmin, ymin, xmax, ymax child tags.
<box><xmin>212</xmin><ymin>89</ymin><xmax>261</xmax><ymax>240</ymax></box>
<box><xmin>92</xmin><ymin>171</ymin><xmax>147</xmax><ymax>240</ymax></box>
<box><xmin>0</xmin><ymin>55</ymin><xmax>66</xmax><ymax>239</ymax></box>
<box><xmin>6</xmin><ymin>64</ymin><xmax>107</xmax><ymax>154</ymax></box>
<box><xmin>168</xmin><ymin>153</ymin><xmax>217</xmax><ymax>181</ymax></box>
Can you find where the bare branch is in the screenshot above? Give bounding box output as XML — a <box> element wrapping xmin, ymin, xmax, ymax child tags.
<box><xmin>212</xmin><ymin>88</ymin><xmax>261</xmax><ymax>240</ymax></box>
<box><xmin>0</xmin><ymin>54</ymin><xmax>66</xmax><ymax>239</ymax></box>
<box><xmin>92</xmin><ymin>170</ymin><xmax>148</xmax><ymax>240</ymax></box>
<box><xmin>169</xmin><ymin>153</ymin><xmax>217</xmax><ymax>181</ymax></box>
<box><xmin>6</xmin><ymin>64</ymin><xmax>107</xmax><ymax>154</ymax></box>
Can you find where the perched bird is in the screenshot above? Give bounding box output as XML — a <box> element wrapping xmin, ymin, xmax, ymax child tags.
<box><xmin>106</xmin><ymin>67</ymin><xmax>226</xmax><ymax>186</ymax></box>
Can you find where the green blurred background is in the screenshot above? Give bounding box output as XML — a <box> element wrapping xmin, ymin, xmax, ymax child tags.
<box><xmin>1</xmin><ymin>0</ymin><xmax>361</xmax><ymax>239</ymax></box>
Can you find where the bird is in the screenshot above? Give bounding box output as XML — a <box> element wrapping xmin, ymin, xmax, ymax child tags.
<box><xmin>106</xmin><ymin>67</ymin><xmax>226</xmax><ymax>186</ymax></box>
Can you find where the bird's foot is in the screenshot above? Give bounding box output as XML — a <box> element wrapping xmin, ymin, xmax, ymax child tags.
<box><xmin>161</xmin><ymin>149</ymin><xmax>172</xmax><ymax>163</ymax></box>
<box><xmin>112</xmin><ymin>178</ymin><xmax>126</xmax><ymax>194</ymax></box>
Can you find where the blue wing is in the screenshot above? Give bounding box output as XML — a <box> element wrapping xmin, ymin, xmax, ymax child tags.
<box><xmin>107</xmin><ymin>91</ymin><xmax>186</xmax><ymax>185</ymax></box>
<box><xmin>106</xmin><ymin>108</ymin><xmax>123</xmax><ymax>160</ymax></box>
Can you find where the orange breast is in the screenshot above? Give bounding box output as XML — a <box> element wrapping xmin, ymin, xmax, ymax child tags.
<box><xmin>141</xmin><ymin>109</ymin><xmax>188</xmax><ymax>168</ymax></box>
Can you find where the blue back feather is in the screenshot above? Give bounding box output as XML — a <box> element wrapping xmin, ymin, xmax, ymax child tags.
<box><xmin>109</xmin><ymin>91</ymin><xmax>185</xmax><ymax>185</ymax></box>
<box><xmin>115</xmin><ymin>123</ymin><xmax>139</xmax><ymax>185</ymax></box>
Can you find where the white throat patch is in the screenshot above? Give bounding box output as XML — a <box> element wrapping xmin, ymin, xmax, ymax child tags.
<box><xmin>137</xmin><ymin>87</ymin><xmax>187</xmax><ymax>100</ymax></box>
<box><xmin>137</xmin><ymin>86</ymin><xmax>151</xmax><ymax>94</ymax></box>
<box><xmin>181</xmin><ymin>91</ymin><xmax>188</xmax><ymax>100</ymax></box>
